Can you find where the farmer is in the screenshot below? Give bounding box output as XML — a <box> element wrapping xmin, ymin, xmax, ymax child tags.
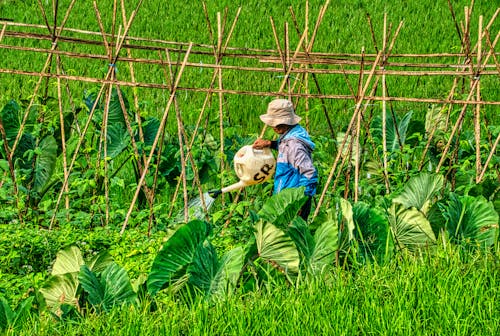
<box><xmin>253</xmin><ymin>99</ymin><xmax>318</xmax><ymax>220</ymax></box>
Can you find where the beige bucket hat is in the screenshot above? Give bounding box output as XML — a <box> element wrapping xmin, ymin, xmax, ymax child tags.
<box><xmin>259</xmin><ymin>99</ymin><xmax>301</xmax><ymax>127</ymax></box>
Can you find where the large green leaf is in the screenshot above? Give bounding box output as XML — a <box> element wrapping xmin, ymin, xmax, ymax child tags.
<box><xmin>372</xmin><ymin>111</ymin><xmax>413</xmax><ymax>152</ymax></box>
<box><xmin>388</xmin><ymin>203</ymin><xmax>436</xmax><ymax>251</ymax></box>
<box><xmin>0</xmin><ymin>100</ymin><xmax>21</xmax><ymax>142</ymax></box>
<box><xmin>79</xmin><ymin>263</ymin><xmax>137</xmax><ymax>312</ymax></box>
<box><xmin>140</xmin><ymin>117</ymin><xmax>160</xmax><ymax>147</ymax></box>
<box><xmin>33</xmin><ymin>136</ymin><xmax>58</xmax><ymax>193</ymax></box>
<box><xmin>309</xmin><ymin>209</ymin><xmax>338</xmax><ymax>274</ymax></box>
<box><xmin>87</xmin><ymin>251</ymin><xmax>115</xmax><ymax>274</ymax></box>
<box><xmin>188</xmin><ymin>244</ymin><xmax>245</xmax><ymax>299</ymax></box>
<box><xmin>39</xmin><ymin>273</ymin><xmax>79</xmax><ymax>312</ymax></box>
<box><xmin>255</xmin><ymin>220</ymin><xmax>299</xmax><ymax>274</ymax></box>
<box><xmin>0</xmin><ymin>296</ymin><xmax>33</xmax><ymax>331</ymax></box>
<box><xmin>338</xmin><ymin>198</ymin><xmax>355</xmax><ymax>252</ymax></box>
<box><xmin>258</xmin><ymin>187</ymin><xmax>307</xmax><ymax>229</ymax></box>
<box><xmin>287</xmin><ymin>218</ymin><xmax>315</xmax><ymax>266</ymax></box>
<box><xmin>51</xmin><ymin>246</ymin><xmax>84</xmax><ymax>275</ymax></box>
<box><xmin>85</xmin><ymin>88</ymin><xmax>130</xmax><ymax>127</ymax></box>
<box><xmin>393</xmin><ymin>173</ymin><xmax>444</xmax><ymax>215</ymax></box>
<box><xmin>353</xmin><ymin>202</ymin><xmax>392</xmax><ymax>261</ymax></box>
<box><xmin>440</xmin><ymin>193</ymin><xmax>498</xmax><ymax>247</ymax></box>
<box><xmin>0</xmin><ymin>297</ymin><xmax>13</xmax><ymax>330</ymax></box>
<box><xmin>104</xmin><ymin>123</ymin><xmax>130</xmax><ymax>159</ymax></box>
<box><xmin>147</xmin><ymin>220</ymin><xmax>210</xmax><ymax>296</ymax></box>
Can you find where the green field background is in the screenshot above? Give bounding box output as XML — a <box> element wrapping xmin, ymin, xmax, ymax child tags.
<box><xmin>1</xmin><ymin>0</ymin><xmax>499</xmax><ymax>135</ymax></box>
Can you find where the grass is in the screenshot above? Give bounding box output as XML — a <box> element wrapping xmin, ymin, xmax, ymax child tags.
<box><xmin>6</xmin><ymin>245</ymin><xmax>500</xmax><ymax>336</ymax></box>
<box><xmin>1</xmin><ymin>0</ymin><xmax>499</xmax><ymax>134</ymax></box>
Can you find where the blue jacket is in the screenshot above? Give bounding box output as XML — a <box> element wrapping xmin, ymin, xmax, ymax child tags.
<box><xmin>273</xmin><ymin>125</ymin><xmax>318</xmax><ymax>196</ymax></box>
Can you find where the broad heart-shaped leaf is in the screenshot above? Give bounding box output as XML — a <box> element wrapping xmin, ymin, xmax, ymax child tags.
<box><xmin>87</xmin><ymin>251</ymin><xmax>115</xmax><ymax>274</ymax></box>
<box><xmin>287</xmin><ymin>217</ymin><xmax>315</xmax><ymax>266</ymax></box>
<box><xmin>338</xmin><ymin>198</ymin><xmax>355</xmax><ymax>252</ymax></box>
<box><xmin>140</xmin><ymin>117</ymin><xmax>160</xmax><ymax>148</ymax></box>
<box><xmin>79</xmin><ymin>263</ymin><xmax>137</xmax><ymax>312</ymax></box>
<box><xmin>0</xmin><ymin>296</ymin><xmax>33</xmax><ymax>331</ymax></box>
<box><xmin>388</xmin><ymin>203</ymin><xmax>436</xmax><ymax>252</ymax></box>
<box><xmin>309</xmin><ymin>209</ymin><xmax>338</xmax><ymax>274</ymax></box>
<box><xmin>103</xmin><ymin>123</ymin><xmax>130</xmax><ymax>159</ymax></box>
<box><xmin>0</xmin><ymin>100</ymin><xmax>21</xmax><ymax>142</ymax></box>
<box><xmin>187</xmin><ymin>243</ymin><xmax>245</xmax><ymax>299</ymax></box>
<box><xmin>372</xmin><ymin>110</ymin><xmax>413</xmax><ymax>152</ymax></box>
<box><xmin>258</xmin><ymin>187</ymin><xmax>307</xmax><ymax>230</ymax></box>
<box><xmin>0</xmin><ymin>297</ymin><xmax>14</xmax><ymax>330</ymax></box>
<box><xmin>147</xmin><ymin>220</ymin><xmax>210</xmax><ymax>296</ymax></box>
<box><xmin>353</xmin><ymin>202</ymin><xmax>392</xmax><ymax>261</ymax></box>
<box><xmin>440</xmin><ymin>193</ymin><xmax>498</xmax><ymax>247</ymax></box>
<box><xmin>393</xmin><ymin>173</ymin><xmax>444</xmax><ymax>215</ymax></box>
<box><xmin>85</xmin><ymin>87</ymin><xmax>131</xmax><ymax>127</ymax></box>
<box><xmin>255</xmin><ymin>220</ymin><xmax>299</xmax><ymax>274</ymax></box>
<box><xmin>33</xmin><ymin>136</ymin><xmax>57</xmax><ymax>193</ymax></box>
<box><xmin>39</xmin><ymin>273</ymin><xmax>79</xmax><ymax>312</ymax></box>
<box><xmin>52</xmin><ymin>246</ymin><xmax>84</xmax><ymax>275</ymax></box>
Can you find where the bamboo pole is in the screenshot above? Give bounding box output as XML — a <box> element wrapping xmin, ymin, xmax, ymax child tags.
<box><xmin>49</xmin><ymin>0</ymin><xmax>144</xmax><ymax>229</ymax></box>
<box><xmin>435</xmin><ymin>28</ymin><xmax>500</xmax><ymax>173</ymax></box>
<box><xmin>313</xmin><ymin>51</ymin><xmax>383</xmax><ymax>219</ymax></box>
<box><xmin>474</xmin><ymin>16</ymin><xmax>482</xmax><ymax>182</ymax></box>
<box><xmin>55</xmin><ymin>55</ymin><xmax>69</xmax><ymax>212</ymax></box>
<box><xmin>381</xmin><ymin>13</ymin><xmax>389</xmax><ymax>195</ymax></box>
<box><xmin>120</xmin><ymin>43</ymin><xmax>192</xmax><ymax>235</ymax></box>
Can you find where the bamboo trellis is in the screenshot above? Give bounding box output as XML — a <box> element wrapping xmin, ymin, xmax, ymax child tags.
<box><xmin>0</xmin><ymin>0</ymin><xmax>498</xmax><ymax>232</ymax></box>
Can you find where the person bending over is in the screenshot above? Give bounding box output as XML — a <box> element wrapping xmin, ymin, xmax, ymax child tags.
<box><xmin>253</xmin><ymin>99</ymin><xmax>318</xmax><ymax>220</ymax></box>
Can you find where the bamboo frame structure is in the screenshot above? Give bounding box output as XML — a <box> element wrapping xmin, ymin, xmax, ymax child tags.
<box><xmin>0</xmin><ymin>0</ymin><xmax>498</xmax><ymax>231</ymax></box>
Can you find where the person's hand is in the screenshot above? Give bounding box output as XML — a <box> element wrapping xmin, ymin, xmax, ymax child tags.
<box><xmin>253</xmin><ymin>138</ymin><xmax>271</xmax><ymax>149</ymax></box>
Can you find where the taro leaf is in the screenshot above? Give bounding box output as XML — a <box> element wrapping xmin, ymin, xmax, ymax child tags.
<box><xmin>147</xmin><ymin>220</ymin><xmax>210</xmax><ymax>296</ymax></box>
<box><xmin>0</xmin><ymin>296</ymin><xmax>33</xmax><ymax>331</ymax></box>
<box><xmin>52</xmin><ymin>246</ymin><xmax>84</xmax><ymax>276</ymax></box>
<box><xmin>258</xmin><ymin>187</ymin><xmax>307</xmax><ymax>230</ymax></box>
<box><xmin>425</xmin><ymin>104</ymin><xmax>448</xmax><ymax>135</ymax></box>
<box><xmin>372</xmin><ymin>111</ymin><xmax>413</xmax><ymax>152</ymax></box>
<box><xmin>353</xmin><ymin>202</ymin><xmax>392</xmax><ymax>261</ymax></box>
<box><xmin>13</xmin><ymin>133</ymin><xmax>35</xmax><ymax>170</ymax></box>
<box><xmin>287</xmin><ymin>217</ymin><xmax>315</xmax><ymax>267</ymax></box>
<box><xmin>85</xmin><ymin>88</ymin><xmax>131</xmax><ymax>127</ymax></box>
<box><xmin>388</xmin><ymin>203</ymin><xmax>436</xmax><ymax>252</ymax></box>
<box><xmin>33</xmin><ymin>136</ymin><xmax>57</xmax><ymax>193</ymax></box>
<box><xmin>309</xmin><ymin>208</ymin><xmax>338</xmax><ymax>274</ymax></box>
<box><xmin>107</xmin><ymin>88</ymin><xmax>130</xmax><ymax>126</ymax></box>
<box><xmin>78</xmin><ymin>265</ymin><xmax>103</xmax><ymax>307</ymax></box>
<box><xmin>188</xmin><ymin>243</ymin><xmax>245</xmax><ymax>299</ymax></box>
<box><xmin>336</xmin><ymin>132</ymin><xmax>357</xmax><ymax>166</ymax></box>
<box><xmin>104</xmin><ymin>123</ymin><xmax>130</xmax><ymax>159</ymax></box>
<box><xmin>0</xmin><ymin>100</ymin><xmax>21</xmax><ymax>142</ymax></box>
<box><xmin>140</xmin><ymin>117</ymin><xmax>160</xmax><ymax>147</ymax></box>
<box><xmin>87</xmin><ymin>251</ymin><xmax>115</xmax><ymax>274</ymax></box>
<box><xmin>79</xmin><ymin>263</ymin><xmax>137</xmax><ymax>312</ymax></box>
<box><xmin>255</xmin><ymin>220</ymin><xmax>299</xmax><ymax>274</ymax></box>
<box><xmin>0</xmin><ymin>297</ymin><xmax>13</xmax><ymax>330</ymax></box>
<box><xmin>393</xmin><ymin>173</ymin><xmax>444</xmax><ymax>215</ymax></box>
<box><xmin>39</xmin><ymin>273</ymin><xmax>79</xmax><ymax>311</ymax></box>
<box><xmin>440</xmin><ymin>193</ymin><xmax>498</xmax><ymax>247</ymax></box>
<box><xmin>338</xmin><ymin>198</ymin><xmax>355</xmax><ymax>252</ymax></box>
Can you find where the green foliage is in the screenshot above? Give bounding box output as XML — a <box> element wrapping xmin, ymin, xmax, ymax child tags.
<box><xmin>392</xmin><ymin>173</ymin><xmax>444</xmax><ymax>215</ymax></box>
<box><xmin>388</xmin><ymin>203</ymin><xmax>436</xmax><ymax>252</ymax></box>
<box><xmin>257</xmin><ymin>187</ymin><xmax>307</xmax><ymax>229</ymax></box>
<box><xmin>0</xmin><ymin>296</ymin><xmax>34</xmax><ymax>332</ymax></box>
<box><xmin>39</xmin><ymin>245</ymin><xmax>124</xmax><ymax>315</ymax></box>
<box><xmin>78</xmin><ymin>263</ymin><xmax>137</xmax><ymax>312</ymax></box>
<box><xmin>254</xmin><ymin>220</ymin><xmax>300</xmax><ymax>275</ymax></box>
<box><xmin>147</xmin><ymin>220</ymin><xmax>210</xmax><ymax>296</ymax></box>
<box><xmin>439</xmin><ymin>193</ymin><xmax>499</xmax><ymax>247</ymax></box>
